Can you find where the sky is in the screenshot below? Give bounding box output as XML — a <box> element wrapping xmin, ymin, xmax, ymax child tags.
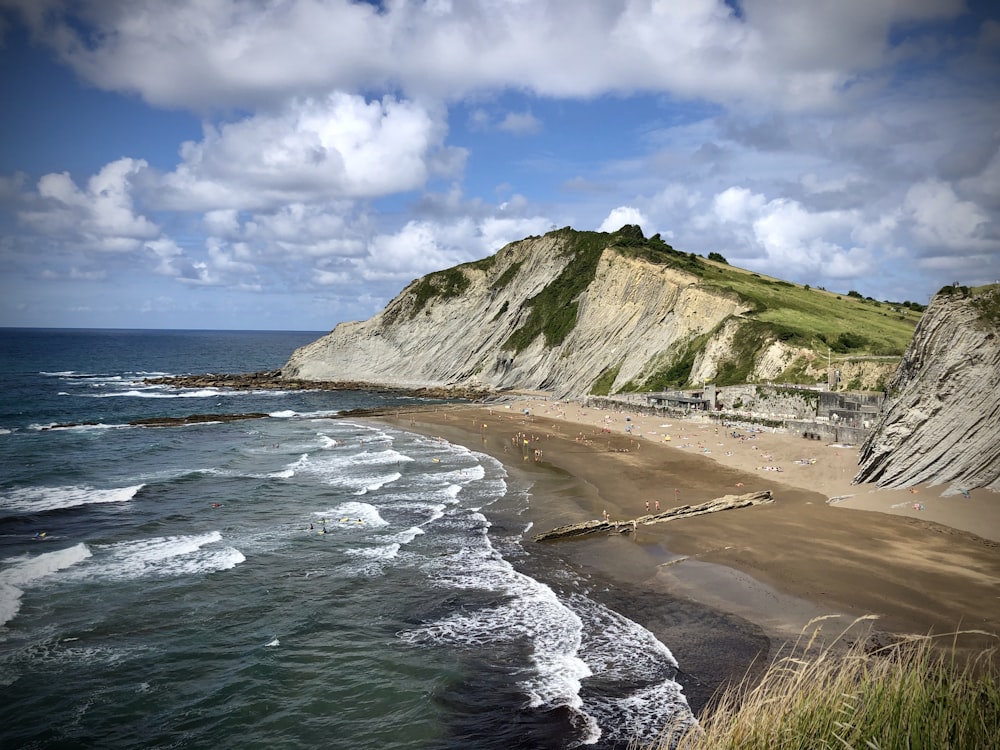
<box><xmin>1</xmin><ymin>0</ymin><xmax>998</xmax><ymax>331</ymax></box>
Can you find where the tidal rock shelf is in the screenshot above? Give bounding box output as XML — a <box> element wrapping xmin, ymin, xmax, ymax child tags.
<box><xmin>143</xmin><ymin>372</ymin><xmax>493</xmax><ymax>400</ymax></box>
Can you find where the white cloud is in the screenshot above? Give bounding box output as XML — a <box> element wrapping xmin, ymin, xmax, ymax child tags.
<box><xmin>904</xmin><ymin>179</ymin><xmax>990</xmax><ymax>252</ymax></box>
<box><xmin>699</xmin><ymin>186</ymin><xmax>878</xmax><ymax>280</ymax></box>
<box><xmin>3</xmin><ymin>0</ymin><xmax>998</xmax><ymax>328</ymax></box>
<box><xmin>18</xmin><ymin>158</ymin><xmax>159</xmax><ymax>252</ymax></box>
<box><xmin>712</xmin><ymin>187</ymin><xmax>766</xmax><ymax>225</ymax></box>
<box><xmin>497</xmin><ymin>111</ymin><xmax>542</xmax><ymax>135</ymax></box>
<box><xmin>174</xmin><ymin>238</ymin><xmax>260</xmax><ymax>289</ymax></box>
<box><xmin>157</xmin><ymin>93</ymin><xmax>450</xmax><ymax>211</ymax></box>
<box><xmin>598</xmin><ymin>206</ymin><xmax>649</xmax><ymax>233</ymax></box>
<box><xmin>13</xmin><ymin>0</ymin><xmax>970</xmax><ymax>113</ymax></box>
<box><xmin>145</xmin><ymin>237</ymin><xmax>185</xmax><ymax>278</ymax></box>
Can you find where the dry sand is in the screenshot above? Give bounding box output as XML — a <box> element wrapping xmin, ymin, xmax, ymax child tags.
<box><xmin>377</xmin><ymin>396</ymin><xmax>1000</xmax><ymax>699</ymax></box>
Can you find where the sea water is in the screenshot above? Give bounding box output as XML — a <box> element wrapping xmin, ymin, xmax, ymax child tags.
<box><xmin>0</xmin><ymin>329</ymin><xmax>694</xmax><ymax>749</ymax></box>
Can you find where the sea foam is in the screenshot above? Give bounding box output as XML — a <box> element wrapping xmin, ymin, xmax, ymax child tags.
<box><xmin>0</xmin><ymin>543</ymin><xmax>93</xmax><ymax>627</ymax></box>
<box><xmin>66</xmin><ymin>531</ymin><xmax>245</xmax><ymax>581</ymax></box>
<box><xmin>0</xmin><ymin>484</ymin><xmax>145</xmax><ymax>516</ymax></box>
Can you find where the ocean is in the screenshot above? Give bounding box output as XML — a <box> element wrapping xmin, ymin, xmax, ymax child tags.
<box><xmin>0</xmin><ymin>328</ymin><xmax>695</xmax><ymax>749</ymax></box>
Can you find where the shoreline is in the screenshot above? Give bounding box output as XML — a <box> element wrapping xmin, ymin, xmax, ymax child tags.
<box><xmin>375</xmin><ymin>398</ymin><xmax>1000</xmax><ymax>687</ymax></box>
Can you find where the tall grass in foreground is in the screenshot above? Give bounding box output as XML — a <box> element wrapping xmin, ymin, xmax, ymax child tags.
<box><xmin>642</xmin><ymin>616</ymin><xmax>1000</xmax><ymax>750</ymax></box>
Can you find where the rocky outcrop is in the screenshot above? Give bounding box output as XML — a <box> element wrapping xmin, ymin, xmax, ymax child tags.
<box><xmin>533</xmin><ymin>491</ymin><xmax>774</xmax><ymax>541</ymax></box>
<box><xmin>285</xmin><ymin>227</ymin><xmax>887</xmax><ymax>398</ymax></box>
<box><xmin>142</xmin><ymin>372</ymin><xmax>492</xmax><ymax>400</ymax></box>
<box><xmin>283</xmin><ymin>228</ymin><xmax>754</xmax><ymax>397</ymax></box>
<box><xmin>282</xmin><ymin>226</ymin><xmax>912</xmax><ymax>398</ymax></box>
<box><xmin>854</xmin><ymin>285</ymin><xmax>1000</xmax><ymax>494</ymax></box>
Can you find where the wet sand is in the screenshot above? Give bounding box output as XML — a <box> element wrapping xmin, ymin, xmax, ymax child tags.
<box><xmin>376</xmin><ymin>397</ymin><xmax>1000</xmax><ymax>706</ymax></box>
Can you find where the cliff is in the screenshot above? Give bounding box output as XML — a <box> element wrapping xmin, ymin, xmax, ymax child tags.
<box><xmin>854</xmin><ymin>285</ymin><xmax>1000</xmax><ymax>494</ymax></box>
<box><xmin>283</xmin><ymin>226</ymin><xmax>913</xmax><ymax>398</ymax></box>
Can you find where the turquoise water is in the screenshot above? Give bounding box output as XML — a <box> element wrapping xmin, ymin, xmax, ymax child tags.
<box><xmin>0</xmin><ymin>329</ymin><xmax>694</xmax><ymax>749</ymax></box>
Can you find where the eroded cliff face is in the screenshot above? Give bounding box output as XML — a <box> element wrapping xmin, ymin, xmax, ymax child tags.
<box><xmin>282</xmin><ymin>230</ymin><xmax>756</xmax><ymax>396</ymax></box>
<box><xmin>854</xmin><ymin>286</ymin><xmax>1000</xmax><ymax>493</ymax></box>
<box><xmin>282</xmin><ymin>227</ymin><xmax>897</xmax><ymax>398</ymax></box>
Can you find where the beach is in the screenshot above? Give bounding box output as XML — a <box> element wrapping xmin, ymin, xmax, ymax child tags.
<box><xmin>379</xmin><ymin>396</ymin><xmax>1000</xmax><ymax>701</ymax></box>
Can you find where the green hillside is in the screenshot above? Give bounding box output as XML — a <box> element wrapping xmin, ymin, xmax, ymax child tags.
<box><xmin>525</xmin><ymin>227</ymin><xmax>920</xmax><ymax>380</ymax></box>
<box><xmin>403</xmin><ymin>225</ymin><xmax>925</xmax><ymax>390</ymax></box>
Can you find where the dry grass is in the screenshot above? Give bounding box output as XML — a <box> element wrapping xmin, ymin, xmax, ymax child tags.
<box><xmin>640</xmin><ymin>616</ymin><xmax>1000</xmax><ymax>750</ymax></box>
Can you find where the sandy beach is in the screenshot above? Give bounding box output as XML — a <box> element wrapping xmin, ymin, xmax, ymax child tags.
<box><xmin>378</xmin><ymin>395</ymin><xmax>1000</xmax><ymax>698</ymax></box>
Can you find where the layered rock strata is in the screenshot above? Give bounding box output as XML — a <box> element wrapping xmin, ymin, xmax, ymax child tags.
<box><xmin>854</xmin><ymin>286</ymin><xmax>1000</xmax><ymax>493</ymax></box>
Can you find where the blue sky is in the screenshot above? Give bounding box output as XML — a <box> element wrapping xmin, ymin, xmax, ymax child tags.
<box><xmin>1</xmin><ymin>0</ymin><xmax>998</xmax><ymax>331</ymax></box>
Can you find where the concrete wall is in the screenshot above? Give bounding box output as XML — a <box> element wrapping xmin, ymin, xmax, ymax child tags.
<box><xmin>817</xmin><ymin>391</ymin><xmax>883</xmax><ymax>429</ymax></box>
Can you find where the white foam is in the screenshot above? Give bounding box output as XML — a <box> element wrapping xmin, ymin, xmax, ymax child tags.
<box><xmin>401</xmin><ymin>529</ymin><xmax>596</xmax><ymax>731</ymax></box>
<box><xmin>316</xmin><ymin>502</ymin><xmax>388</xmax><ymax>528</ymax></box>
<box><xmin>387</xmin><ymin>526</ymin><xmax>425</xmax><ymax>545</ymax></box>
<box><xmin>268</xmin><ymin>468</ymin><xmax>295</xmax><ymax>479</ymax></box>
<box><xmin>354</xmin><ymin>472</ymin><xmax>402</xmax><ymax>495</ymax></box>
<box><xmin>346</xmin><ymin>542</ymin><xmax>400</xmax><ymax>561</ymax></box>
<box><xmin>265</xmin><ymin>637</ymin><xmax>280</xmax><ymax>647</ymax></box>
<box><xmin>33</xmin><ymin>421</ymin><xmax>128</xmax><ymax>432</ymax></box>
<box><xmin>0</xmin><ymin>543</ymin><xmax>92</xmax><ymax>627</ymax></box>
<box><xmin>436</xmin><ymin>464</ymin><xmax>487</xmax><ymax>485</ymax></box>
<box><xmin>91</xmin><ymin>388</ymin><xmax>229</xmax><ymax>399</ymax></box>
<box><xmin>269</xmin><ymin>410</ymin><xmax>297</xmax><ymax>418</ymax></box>
<box><xmin>67</xmin><ymin>531</ymin><xmax>245</xmax><ymax>581</ymax></box>
<box><xmin>292</xmin><ymin>449</ymin><xmax>413</xmax><ymax>493</ymax></box>
<box><xmin>0</xmin><ymin>484</ymin><xmax>145</xmax><ymax>515</ymax></box>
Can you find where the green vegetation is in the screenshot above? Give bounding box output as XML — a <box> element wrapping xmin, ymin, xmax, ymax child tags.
<box><xmin>490</xmin><ymin>299</ymin><xmax>509</xmax><ymax>323</ymax></box>
<box><xmin>713</xmin><ymin>320</ymin><xmax>779</xmax><ymax>384</ymax></box>
<box><xmin>408</xmin><ymin>267</ymin><xmax>471</xmax><ymax>318</ymax></box>
<box><xmin>491</xmin><ymin>260</ymin><xmax>523</xmax><ymax>293</ymax></box>
<box><xmin>969</xmin><ymin>283</ymin><xmax>1000</xmax><ymax>326</ymax></box>
<box><xmin>615</xmin><ymin>228</ymin><xmax>707</xmax><ymax>275</ymax></box>
<box><xmin>696</xmin><ymin>264</ymin><xmax>920</xmax><ymax>360</ymax></box>
<box><xmin>646</xmin><ymin>618</ymin><xmax>1000</xmax><ymax>750</ymax></box>
<box><xmin>624</xmin><ymin>331</ymin><xmax>714</xmax><ymax>391</ymax></box>
<box><xmin>503</xmin><ymin>229</ymin><xmax>610</xmax><ymax>352</ymax></box>
<box><xmin>770</xmin><ymin>355</ymin><xmax>814</xmax><ymax>385</ymax></box>
<box><xmin>589</xmin><ymin>362</ymin><xmax>622</xmax><ymax>396</ymax></box>
<box><xmin>933</xmin><ymin>283</ymin><xmax>1000</xmax><ymax>327</ymax></box>
<box><xmin>401</xmin><ymin>225</ymin><xmax>926</xmax><ymax>387</ymax></box>
<box><xmin>504</xmin><ymin>225</ymin><xmax>719</xmax><ymax>354</ymax></box>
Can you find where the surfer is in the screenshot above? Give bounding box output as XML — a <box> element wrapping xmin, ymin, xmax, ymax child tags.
<box><xmin>32</xmin><ymin>531</ymin><xmax>46</xmax><ymax>540</ymax></box>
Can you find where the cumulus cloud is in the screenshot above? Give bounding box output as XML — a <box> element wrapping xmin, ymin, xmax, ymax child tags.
<box><xmin>7</xmin><ymin>0</ymin><xmax>970</xmax><ymax>112</ymax></box>
<box><xmin>903</xmin><ymin>179</ymin><xmax>990</xmax><ymax>253</ymax></box>
<box><xmin>2</xmin><ymin>0</ymin><xmax>998</xmax><ymax>327</ymax></box>
<box><xmin>699</xmin><ymin>187</ymin><xmax>878</xmax><ymax>281</ymax></box>
<box><xmin>18</xmin><ymin>158</ymin><xmax>159</xmax><ymax>252</ymax></box>
<box><xmin>598</xmin><ymin>206</ymin><xmax>649</xmax><ymax>233</ymax></box>
<box><xmin>363</xmin><ymin>212</ymin><xmax>552</xmax><ymax>285</ymax></box>
<box><xmin>157</xmin><ymin>93</ymin><xmax>451</xmax><ymax>211</ymax></box>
